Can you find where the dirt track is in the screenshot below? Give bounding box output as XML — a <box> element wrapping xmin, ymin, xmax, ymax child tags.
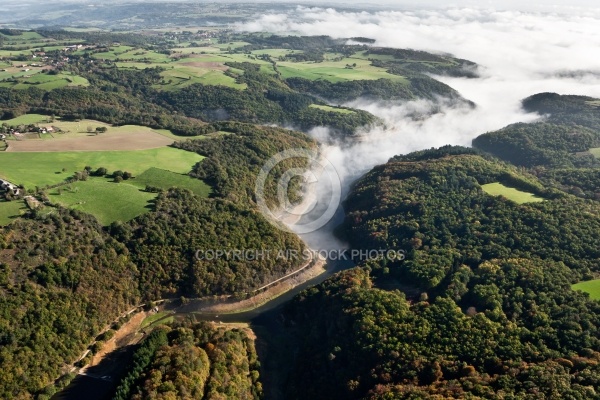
<box><xmin>79</xmin><ymin>311</ymin><xmax>147</xmax><ymax>375</ymax></box>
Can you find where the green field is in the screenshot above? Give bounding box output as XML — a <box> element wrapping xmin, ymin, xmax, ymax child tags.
<box><xmin>309</xmin><ymin>104</ymin><xmax>356</xmax><ymax>114</ymax></box>
<box><xmin>251</xmin><ymin>48</ymin><xmax>304</xmax><ymax>58</ymax></box>
<box><xmin>0</xmin><ymin>31</ymin><xmax>43</xmax><ymax>41</ymax></box>
<box><xmin>572</xmin><ymin>279</ymin><xmax>600</xmax><ymax>300</ymax></box>
<box><xmin>213</xmin><ymin>41</ymin><xmax>250</xmax><ymax>50</ymax></box>
<box><xmin>114</xmin><ymin>55</ymin><xmax>248</xmax><ymax>90</ymax></box>
<box><xmin>140</xmin><ymin>311</ymin><xmax>174</xmax><ymax>329</ymax></box>
<box><xmin>0</xmin><ymin>200</ymin><xmax>28</xmax><ymax>226</ymax></box>
<box><xmin>132</xmin><ymin>167</ymin><xmax>210</xmax><ymax>197</ymax></box>
<box><xmin>0</xmin><ymin>147</ymin><xmax>204</xmax><ymax>189</ymax></box>
<box><xmin>481</xmin><ymin>183</ymin><xmax>545</xmax><ymax>204</ymax></box>
<box><xmin>1</xmin><ymin>116</ymin><xmax>179</xmax><ymax>140</ymax></box>
<box><xmin>588</xmin><ymin>147</ymin><xmax>600</xmax><ymax>158</ymax></box>
<box><xmin>48</xmin><ymin>177</ymin><xmax>156</xmax><ymax>225</ymax></box>
<box><xmin>1</xmin><ymin>114</ymin><xmax>52</xmax><ymax>125</ymax></box>
<box><xmin>158</xmin><ymin>65</ymin><xmax>245</xmax><ymax>90</ymax></box>
<box><xmin>0</xmin><ymin>71</ymin><xmax>89</xmax><ymax>90</ymax></box>
<box><xmin>92</xmin><ymin>46</ymin><xmax>171</xmax><ymax>63</ymax></box>
<box><xmin>277</xmin><ymin>57</ymin><xmax>408</xmax><ymax>83</ymax></box>
<box><xmin>0</xmin><ymin>146</ymin><xmax>207</xmax><ymax>224</ymax></box>
<box><xmin>171</xmin><ymin>46</ymin><xmax>222</xmax><ymax>54</ymax></box>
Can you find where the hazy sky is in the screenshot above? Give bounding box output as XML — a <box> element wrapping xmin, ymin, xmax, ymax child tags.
<box><xmin>2</xmin><ymin>0</ymin><xmax>600</xmax><ymax>9</ymax></box>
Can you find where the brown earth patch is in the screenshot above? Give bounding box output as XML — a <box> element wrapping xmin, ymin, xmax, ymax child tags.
<box><xmin>6</xmin><ymin>130</ymin><xmax>173</xmax><ymax>152</ymax></box>
<box><xmin>179</xmin><ymin>61</ymin><xmax>228</xmax><ymax>70</ymax></box>
<box><xmin>80</xmin><ymin>311</ymin><xmax>147</xmax><ymax>374</ymax></box>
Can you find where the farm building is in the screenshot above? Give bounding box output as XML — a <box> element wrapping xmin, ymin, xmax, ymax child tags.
<box><xmin>0</xmin><ymin>179</ymin><xmax>20</xmax><ymax>196</ymax></box>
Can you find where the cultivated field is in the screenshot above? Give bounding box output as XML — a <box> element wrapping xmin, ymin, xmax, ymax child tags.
<box><xmin>6</xmin><ymin>126</ymin><xmax>174</xmax><ymax>152</ymax></box>
<box><xmin>572</xmin><ymin>279</ymin><xmax>600</xmax><ymax>300</ymax></box>
<box><xmin>481</xmin><ymin>182</ymin><xmax>545</xmax><ymax>204</ymax></box>
<box><xmin>2</xmin><ymin>115</ymin><xmax>181</xmax><ymax>151</ymax></box>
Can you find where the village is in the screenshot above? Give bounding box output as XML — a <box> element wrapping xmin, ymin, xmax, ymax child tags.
<box><xmin>0</xmin><ymin>122</ymin><xmax>62</xmax><ymax>140</ymax></box>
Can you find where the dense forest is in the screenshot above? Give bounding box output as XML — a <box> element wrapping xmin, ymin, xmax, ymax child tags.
<box><xmin>4</xmin><ymin>25</ymin><xmax>600</xmax><ymax>400</ymax></box>
<box><xmin>0</xmin><ymin>209</ymin><xmax>139</xmax><ymax>399</ymax></box>
<box><xmin>115</xmin><ymin>321</ymin><xmax>262</xmax><ymax>400</ymax></box>
<box><xmin>114</xmin><ymin>189</ymin><xmax>305</xmax><ymax>299</ymax></box>
<box><xmin>0</xmin><ymin>121</ymin><xmax>314</xmax><ymax>398</ymax></box>
<box><xmin>473</xmin><ymin>94</ymin><xmax>600</xmax><ymax>199</ymax></box>
<box><xmin>276</xmin><ymin>147</ymin><xmax>600</xmax><ymax>399</ymax></box>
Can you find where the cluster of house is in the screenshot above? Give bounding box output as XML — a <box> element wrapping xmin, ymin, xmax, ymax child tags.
<box><xmin>40</xmin><ymin>126</ymin><xmax>55</xmax><ymax>134</ymax></box>
<box><xmin>0</xmin><ymin>179</ymin><xmax>20</xmax><ymax>197</ymax></box>
<box><xmin>64</xmin><ymin>44</ymin><xmax>84</xmax><ymax>51</ymax></box>
<box><xmin>0</xmin><ymin>126</ymin><xmax>56</xmax><ymax>138</ymax></box>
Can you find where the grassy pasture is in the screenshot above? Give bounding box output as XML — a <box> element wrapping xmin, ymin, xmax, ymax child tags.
<box><xmin>152</xmin><ymin>129</ymin><xmax>188</xmax><ymax>141</ymax></box>
<box><xmin>0</xmin><ymin>200</ymin><xmax>28</xmax><ymax>226</ymax></box>
<box><xmin>0</xmin><ymin>66</ymin><xmax>44</xmax><ymax>80</ymax></box>
<box><xmin>0</xmin><ymin>31</ymin><xmax>43</xmax><ymax>42</ymax></box>
<box><xmin>0</xmin><ymin>145</ymin><xmax>207</xmax><ymax>225</ymax></box>
<box><xmin>481</xmin><ymin>182</ymin><xmax>545</xmax><ymax>204</ymax></box>
<box><xmin>48</xmin><ymin>177</ymin><xmax>156</xmax><ymax>225</ymax></box>
<box><xmin>2</xmin><ymin>115</ymin><xmax>110</xmax><ymax>130</ymax></box>
<box><xmin>114</xmin><ymin>55</ymin><xmax>248</xmax><ymax>90</ymax></box>
<box><xmin>171</xmin><ymin>46</ymin><xmax>222</xmax><ymax>54</ymax></box>
<box><xmin>309</xmin><ymin>104</ymin><xmax>356</xmax><ymax>114</ymax></box>
<box><xmin>213</xmin><ymin>41</ymin><xmax>250</xmax><ymax>50</ymax></box>
<box><xmin>277</xmin><ymin>57</ymin><xmax>408</xmax><ymax>83</ymax></box>
<box><xmin>0</xmin><ymin>68</ymin><xmax>89</xmax><ymax>90</ymax></box>
<box><xmin>1</xmin><ymin>114</ymin><xmax>51</xmax><ymax>125</ymax></box>
<box><xmin>158</xmin><ymin>65</ymin><xmax>244</xmax><ymax>90</ymax></box>
<box><xmin>176</xmin><ymin>53</ymin><xmax>272</xmax><ymax>67</ymax></box>
<box><xmin>0</xmin><ymin>147</ymin><xmax>204</xmax><ymax>189</ymax></box>
<box><xmin>588</xmin><ymin>148</ymin><xmax>600</xmax><ymax>158</ymax></box>
<box><xmin>251</xmin><ymin>48</ymin><xmax>304</xmax><ymax>58</ymax></box>
<box><xmin>92</xmin><ymin>46</ymin><xmax>172</xmax><ymax>63</ymax></box>
<box><xmin>572</xmin><ymin>279</ymin><xmax>600</xmax><ymax>300</ymax></box>
<box><xmin>0</xmin><ymin>49</ymin><xmax>34</xmax><ymax>57</ymax></box>
<box><xmin>132</xmin><ymin>167</ymin><xmax>210</xmax><ymax>197</ymax></box>
<box><xmin>1</xmin><ymin>115</ymin><xmax>184</xmax><ymax>149</ymax></box>
<box><xmin>11</xmin><ymin>72</ymin><xmax>89</xmax><ymax>90</ymax></box>
<box><xmin>352</xmin><ymin>51</ymin><xmax>398</xmax><ymax>62</ymax></box>
<box><xmin>140</xmin><ymin>311</ymin><xmax>174</xmax><ymax>329</ymax></box>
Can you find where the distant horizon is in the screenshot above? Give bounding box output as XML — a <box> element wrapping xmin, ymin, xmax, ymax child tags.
<box><xmin>1</xmin><ymin>0</ymin><xmax>599</xmax><ymax>11</ymax></box>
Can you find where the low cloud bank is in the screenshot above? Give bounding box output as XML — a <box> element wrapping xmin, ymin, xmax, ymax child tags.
<box><xmin>238</xmin><ymin>7</ymin><xmax>600</xmax><ymax>245</ymax></box>
<box><xmin>238</xmin><ymin>6</ymin><xmax>600</xmax><ymax>181</ymax></box>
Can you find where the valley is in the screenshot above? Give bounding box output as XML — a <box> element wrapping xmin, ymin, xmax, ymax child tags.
<box><xmin>0</xmin><ymin>3</ymin><xmax>600</xmax><ymax>400</ymax></box>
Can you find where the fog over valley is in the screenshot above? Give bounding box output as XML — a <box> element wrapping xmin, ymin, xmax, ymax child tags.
<box><xmin>2</xmin><ymin>2</ymin><xmax>600</xmax><ymax>399</ymax></box>
<box><xmin>235</xmin><ymin>6</ymin><xmax>600</xmax><ymax>244</ymax></box>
